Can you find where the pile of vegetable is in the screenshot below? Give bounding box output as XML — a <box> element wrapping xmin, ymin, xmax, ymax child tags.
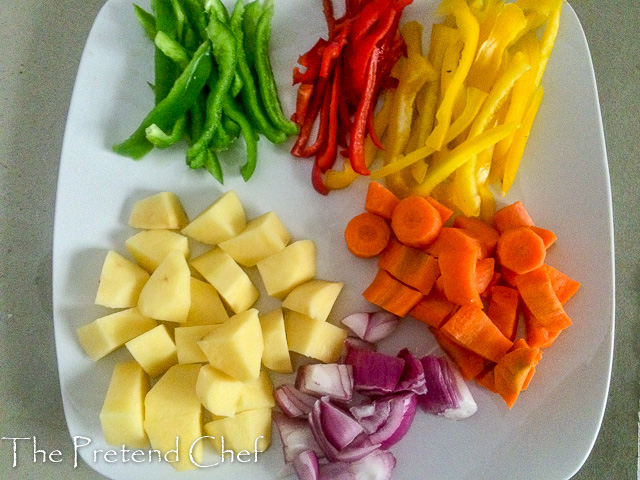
<box><xmin>113</xmin><ymin>0</ymin><xmax>298</xmax><ymax>182</ymax></box>
<box><xmin>303</xmin><ymin>0</ymin><xmax>562</xmax><ymax>222</ymax></box>
<box><xmin>344</xmin><ymin>181</ymin><xmax>580</xmax><ymax>408</ymax></box>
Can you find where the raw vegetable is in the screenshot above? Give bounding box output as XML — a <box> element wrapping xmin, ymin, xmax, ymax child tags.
<box><xmin>364</xmin><ymin>181</ymin><xmax>400</xmax><ymax>219</ymax></box>
<box><xmin>377</xmin><ymin>238</ymin><xmax>440</xmax><ymax>295</ymax></box>
<box><xmin>390</xmin><ymin>195</ymin><xmax>443</xmax><ymax>248</ymax></box>
<box><xmin>495</xmin><ymin>225</ymin><xmax>546</xmax><ymax>274</ymax></box>
<box><xmin>115</xmin><ymin>0</ymin><xmax>297</xmax><ymax>182</ymax></box>
<box><xmin>344</xmin><ymin>211</ymin><xmax>392</xmax><ymax>258</ymax></box>
<box><xmin>362</xmin><ymin>269</ymin><xmax>424</xmax><ymax>317</ymax></box>
<box><xmin>340</xmin><ymin>311</ymin><xmax>399</xmax><ymax>344</ymax></box>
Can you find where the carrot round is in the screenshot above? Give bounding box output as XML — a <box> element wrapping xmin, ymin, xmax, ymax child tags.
<box><xmin>496</xmin><ymin>226</ymin><xmax>546</xmax><ymax>274</ymax></box>
<box><xmin>391</xmin><ymin>196</ymin><xmax>443</xmax><ymax>248</ymax></box>
<box><xmin>344</xmin><ymin>212</ymin><xmax>391</xmax><ymax>258</ymax></box>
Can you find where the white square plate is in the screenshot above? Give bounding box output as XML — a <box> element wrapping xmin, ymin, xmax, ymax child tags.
<box><xmin>53</xmin><ymin>1</ymin><xmax>614</xmax><ymax>478</ymax></box>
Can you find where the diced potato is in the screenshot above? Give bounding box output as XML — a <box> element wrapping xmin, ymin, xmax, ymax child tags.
<box><xmin>285</xmin><ymin>310</ymin><xmax>348</xmax><ymax>363</ymax></box>
<box><xmin>100</xmin><ymin>361</ymin><xmax>150</xmax><ymax>448</ymax></box>
<box><xmin>197</xmin><ymin>309</ymin><xmax>263</xmax><ymax>382</ymax></box>
<box><xmin>259</xmin><ymin>308</ymin><xmax>293</xmax><ymax>373</ymax></box>
<box><xmin>282</xmin><ymin>279</ymin><xmax>344</xmax><ymax>323</ymax></box>
<box><xmin>175</xmin><ymin>325</ymin><xmax>219</xmax><ymax>364</ymax></box>
<box><xmin>77</xmin><ymin>307</ymin><xmax>157</xmax><ymax>361</ymax></box>
<box><xmin>128</xmin><ymin>192</ymin><xmax>189</xmax><ymax>230</ymax></box>
<box><xmin>94</xmin><ymin>250</ymin><xmax>150</xmax><ymax>308</ymax></box>
<box><xmin>144</xmin><ymin>364</ymin><xmax>202</xmax><ymax>471</ymax></box>
<box><xmin>125</xmin><ymin>324</ymin><xmax>177</xmax><ymax>377</ymax></box>
<box><xmin>190</xmin><ymin>247</ymin><xmax>259</xmax><ymax>314</ymax></box>
<box><xmin>186</xmin><ymin>277</ymin><xmax>229</xmax><ymax>325</ymax></box>
<box><xmin>218</xmin><ymin>211</ymin><xmax>291</xmax><ymax>267</ymax></box>
<box><xmin>181</xmin><ymin>190</ymin><xmax>246</xmax><ymax>245</ymax></box>
<box><xmin>137</xmin><ymin>250</ymin><xmax>191</xmax><ymax>323</ymax></box>
<box><xmin>125</xmin><ymin>229</ymin><xmax>190</xmax><ymax>272</ymax></box>
<box><xmin>196</xmin><ymin>364</ymin><xmax>244</xmax><ymax>417</ymax></box>
<box><xmin>204</xmin><ymin>408</ymin><xmax>272</xmax><ymax>455</ymax></box>
<box><xmin>236</xmin><ymin>369</ymin><xmax>275</xmax><ymax>413</ymax></box>
<box><xmin>256</xmin><ymin>240</ymin><xmax>317</xmax><ymax>299</ymax></box>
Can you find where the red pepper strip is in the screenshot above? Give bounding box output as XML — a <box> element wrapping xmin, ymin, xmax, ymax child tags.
<box><xmin>312</xmin><ymin>156</ymin><xmax>330</xmax><ymax>195</ymax></box>
<box><xmin>366</xmin><ymin>89</ymin><xmax>385</xmax><ymax>150</ymax></box>
<box><xmin>290</xmin><ymin>78</ymin><xmax>328</xmax><ymax>157</ymax></box>
<box><xmin>322</xmin><ymin>0</ymin><xmax>337</xmax><ymax>37</ymax></box>
<box><xmin>293</xmin><ymin>39</ymin><xmax>327</xmax><ymax>85</ymax></box>
<box><xmin>337</xmin><ymin>99</ymin><xmax>352</xmax><ymax>148</ymax></box>
<box><xmin>320</xmin><ymin>27</ymin><xmax>349</xmax><ymax>79</ymax></box>
<box><xmin>292</xmin><ymin>83</ymin><xmax>314</xmax><ymax>126</ymax></box>
<box><xmin>299</xmin><ymin>78</ymin><xmax>332</xmax><ymax>157</ymax></box>
<box><xmin>346</xmin><ymin>0</ymin><xmax>362</xmax><ymax>18</ymax></box>
<box><xmin>350</xmin><ymin>0</ymin><xmax>389</xmax><ymax>44</ymax></box>
<box><xmin>315</xmin><ymin>58</ymin><xmax>342</xmax><ymax>172</ymax></box>
<box><xmin>349</xmin><ymin>46</ymin><xmax>380</xmax><ymax>175</ymax></box>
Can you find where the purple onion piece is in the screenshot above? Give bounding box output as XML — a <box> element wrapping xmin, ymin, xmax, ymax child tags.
<box><xmin>349</xmin><ymin>401</ymin><xmax>391</xmax><ymax>435</ymax></box>
<box><xmin>318</xmin><ymin>461</ymin><xmax>356</xmax><ymax>480</ymax></box>
<box><xmin>440</xmin><ymin>357</ymin><xmax>477</xmax><ymax>420</ymax></box>
<box><xmin>344</xmin><ymin>348</ymin><xmax>405</xmax><ymax>395</ymax></box>
<box><xmin>396</xmin><ymin>348</ymin><xmax>428</xmax><ymax>395</ymax></box>
<box><xmin>273</xmin><ymin>411</ymin><xmax>325</xmax><ymax>464</ymax></box>
<box><xmin>341</xmin><ymin>312</ymin><xmax>370</xmax><ymax>339</ymax></box>
<box><xmin>350</xmin><ymin>449</ymin><xmax>397</xmax><ymax>480</ymax></box>
<box><xmin>275</xmin><ymin>384</ymin><xmax>318</xmax><ymax>418</ymax></box>
<box><xmin>319</xmin><ymin>398</ymin><xmax>364</xmax><ymax>451</ymax></box>
<box><xmin>340</xmin><ymin>336</ymin><xmax>377</xmax><ymax>363</ymax></box>
<box><xmin>341</xmin><ymin>311</ymin><xmax>399</xmax><ymax>343</ymax></box>
<box><xmin>296</xmin><ymin>364</ymin><xmax>354</xmax><ymax>402</ymax></box>
<box><xmin>293</xmin><ymin>450</ymin><xmax>320</xmax><ymax>480</ymax></box>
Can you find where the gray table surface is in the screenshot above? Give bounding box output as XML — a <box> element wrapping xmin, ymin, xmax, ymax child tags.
<box><xmin>1</xmin><ymin>1</ymin><xmax>638</xmax><ymax>479</ymax></box>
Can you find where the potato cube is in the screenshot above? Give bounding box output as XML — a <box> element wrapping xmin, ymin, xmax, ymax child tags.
<box><xmin>236</xmin><ymin>369</ymin><xmax>275</xmax><ymax>413</ymax></box>
<box><xmin>282</xmin><ymin>279</ymin><xmax>344</xmax><ymax>323</ymax></box>
<box><xmin>181</xmin><ymin>190</ymin><xmax>246</xmax><ymax>245</ymax></box>
<box><xmin>197</xmin><ymin>309</ymin><xmax>263</xmax><ymax>382</ymax></box>
<box><xmin>196</xmin><ymin>364</ymin><xmax>244</xmax><ymax>417</ymax></box>
<box><xmin>77</xmin><ymin>307</ymin><xmax>157</xmax><ymax>361</ymax></box>
<box><xmin>259</xmin><ymin>308</ymin><xmax>292</xmax><ymax>373</ymax></box>
<box><xmin>144</xmin><ymin>364</ymin><xmax>202</xmax><ymax>471</ymax></box>
<box><xmin>128</xmin><ymin>192</ymin><xmax>189</xmax><ymax>230</ymax></box>
<box><xmin>100</xmin><ymin>361</ymin><xmax>150</xmax><ymax>448</ymax></box>
<box><xmin>186</xmin><ymin>277</ymin><xmax>229</xmax><ymax>325</ymax></box>
<box><xmin>285</xmin><ymin>311</ymin><xmax>348</xmax><ymax>363</ymax></box>
<box><xmin>204</xmin><ymin>408</ymin><xmax>272</xmax><ymax>455</ymax></box>
<box><xmin>175</xmin><ymin>325</ymin><xmax>219</xmax><ymax>364</ymax></box>
<box><xmin>94</xmin><ymin>250</ymin><xmax>150</xmax><ymax>308</ymax></box>
<box><xmin>218</xmin><ymin>211</ymin><xmax>291</xmax><ymax>267</ymax></box>
<box><xmin>125</xmin><ymin>324</ymin><xmax>177</xmax><ymax>377</ymax></box>
<box><xmin>256</xmin><ymin>240</ymin><xmax>317</xmax><ymax>299</ymax></box>
<box><xmin>125</xmin><ymin>229</ymin><xmax>189</xmax><ymax>272</ymax></box>
<box><xmin>190</xmin><ymin>247</ymin><xmax>259</xmax><ymax>314</ymax></box>
<box><xmin>137</xmin><ymin>250</ymin><xmax>191</xmax><ymax>323</ymax></box>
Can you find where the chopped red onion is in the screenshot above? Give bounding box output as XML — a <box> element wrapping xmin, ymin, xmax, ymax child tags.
<box><xmin>344</xmin><ymin>348</ymin><xmax>405</xmax><ymax>395</ymax></box>
<box><xmin>319</xmin><ymin>397</ymin><xmax>364</xmax><ymax>450</ymax></box>
<box><xmin>341</xmin><ymin>311</ymin><xmax>399</xmax><ymax>343</ymax></box>
<box><xmin>350</xmin><ymin>392</ymin><xmax>417</xmax><ymax>449</ymax></box>
<box><xmin>275</xmin><ymin>384</ymin><xmax>318</xmax><ymax>418</ymax></box>
<box><xmin>318</xmin><ymin>461</ymin><xmax>356</xmax><ymax>480</ymax></box>
<box><xmin>340</xmin><ymin>336</ymin><xmax>377</xmax><ymax>362</ymax></box>
<box><xmin>350</xmin><ymin>449</ymin><xmax>397</xmax><ymax>480</ymax></box>
<box><xmin>396</xmin><ymin>348</ymin><xmax>427</xmax><ymax>395</ymax></box>
<box><xmin>293</xmin><ymin>450</ymin><xmax>320</xmax><ymax>480</ymax></box>
<box><xmin>273</xmin><ymin>411</ymin><xmax>325</xmax><ymax>464</ymax></box>
<box><xmin>418</xmin><ymin>355</ymin><xmax>477</xmax><ymax>420</ymax></box>
<box><xmin>296</xmin><ymin>364</ymin><xmax>354</xmax><ymax>402</ymax></box>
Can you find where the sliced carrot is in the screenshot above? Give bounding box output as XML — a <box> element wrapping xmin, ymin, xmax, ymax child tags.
<box><xmin>531</xmin><ymin>226</ymin><xmax>557</xmax><ymax>249</ymax></box>
<box><xmin>545</xmin><ymin>264</ymin><xmax>581</xmax><ymax>304</ymax></box>
<box><xmin>500</xmin><ymin>266</ymin><xmax>518</xmax><ymax>287</ymax></box>
<box><xmin>453</xmin><ymin>215</ymin><xmax>500</xmax><ymax>256</ymax></box>
<box><xmin>409</xmin><ymin>294</ymin><xmax>457</xmax><ymax>329</ymax></box>
<box><xmin>425</xmin><ymin>196</ymin><xmax>454</xmax><ymax>224</ymax></box>
<box><xmin>364</xmin><ymin>181</ymin><xmax>400</xmax><ymax>219</ymax></box>
<box><xmin>391</xmin><ymin>195</ymin><xmax>443</xmax><ymax>248</ymax></box>
<box><xmin>496</xmin><ymin>226</ymin><xmax>546</xmax><ymax>274</ymax></box>
<box><xmin>437</xmin><ymin>228</ymin><xmax>483</xmax><ymax>306</ymax></box>
<box><xmin>378</xmin><ymin>238</ymin><xmax>440</xmax><ymax>295</ymax></box>
<box><xmin>515</xmin><ymin>266</ymin><xmax>572</xmax><ymax>331</ymax></box>
<box><xmin>487</xmin><ymin>286</ymin><xmax>520</xmax><ymax>342</ymax></box>
<box><xmin>493</xmin><ymin>200</ymin><xmax>534</xmax><ymax>233</ymax></box>
<box><xmin>475</xmin><ymin>366</ymin><xmax>497</xmax><ymax>393</ymax></box>
<box><xmin>432</xmin><ymin>327</ymin><xmax>490</xmax><ymax>381</ymax></box>
<box><xmin>344</xmin><ymin>212</ymin><xmax>391</xmax><ymax>258</ymax></box>
<box><xmin>493</xmin><ymin>340</ymin><xmax>542</xmax><ymax>408</ymax></box>
<box><xmin>363</xmin><ymin>268</ymin><xmax>424</xmax><ymax>317</ymax></box>
<box><xmin>522</xmin><ymin>304</ymin><xmax>561</xmax><ymax>349</ymax></box>
<box><xmin>476</xmin><ymin>257</ymin><xmax>495</xmax><ymax>295</ymax></box>
<box><xmin>440</xmin><ymin>304</ymin><xmax>514</xmax><ymax>363</ymax></box>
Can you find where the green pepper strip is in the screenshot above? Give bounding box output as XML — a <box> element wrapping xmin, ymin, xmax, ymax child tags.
<box><xmin>145</xmin><ymin>115</ymin><xmax>187</xmax><ymax>148</ymax></box>
<box><xmin>177</xmin><ymin>0</ymin><xmax>208</xmax><ymax>40</ymax></box>
<box><xmin>242</xmin><ymin>1</ymin><xmax>263</xmax><ymax>69</ymax></box>
<box><xmin>253</xmin><ymin>1</ymin><xmax>299</xmax><ymax>136</ymax></box>
<box><xmin>152</xmin><ymin>0</ymin><xmax>180</xmax><ymax>104</ymax></box>
<box><xmin>154</xmin><ymin>31</ymin><xmax>190</xmax><ymax>70</ymax></box>
<box><xmin>134</xmin><ymin>5</ymin><xmax>157</xmax><ymax>40</ymax></box>
<box><xmin>203</xmin><ymin>149</ymin><xmax>224</xmax><ymax>183</ymax></box>
<box><xmin>186</xmin><ymin>16</ymin><xmax>237</xmax><ymax>161</ymax></box>
<box><xmin>113</xmin><ymin>41</ymin><xmax>212</xmax><ymax>159</ymax></box>
<box><xmin>222</xmin><ymin>95</ymin><xmax>259</xmax><ymax>181</ymax></box>
<box><xmin>230</xmin><ymin>0</ymin><xmax>286</xmax><ymax>144</ymax></box>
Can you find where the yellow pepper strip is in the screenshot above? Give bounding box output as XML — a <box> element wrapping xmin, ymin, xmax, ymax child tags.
<box><xmin>516</xmin><ymin>0</ymin><xmax>561</xmax><ymax>17</ymax></box>
<box><xmin>410</xmin><ymin>121</ymin><xmax>519</xmax><ymax>197</ymax></box>
<box><xmin>466</xmin><ymin>3</ymin><xmax>528</xmax><ymax>93</ymax></box>
<box><xmin>444</xmin><ymin>87</ymin><xmax>488</xmax><ymax>144</ymax></box>
<box><xmin>502</xmin><ymin>85</ymin><xmax>544</xmax><ymax>194</ymax></box>
<box><xmin>534</xmin><ymin>0</ymin><xmax>562</xmax><ymax>88</ymax></box>
<box><xmin>478</xmin><ymin>181</ymin><xmax>496</xmax><ymax>222</ymax></box>
<box><xmin>452</xmin><ymin>51</ymin><xmax>531</xmax><ymax>215</ymax></box>
<box><xmin>371</xmin><ymin>144</ymin><xmax>437</xmax><ymax>179</ymax></box>
<box><xmin>425</xmin><ymin>0</ymin><xmax>479</xmax><ymax>151</ymax></box>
